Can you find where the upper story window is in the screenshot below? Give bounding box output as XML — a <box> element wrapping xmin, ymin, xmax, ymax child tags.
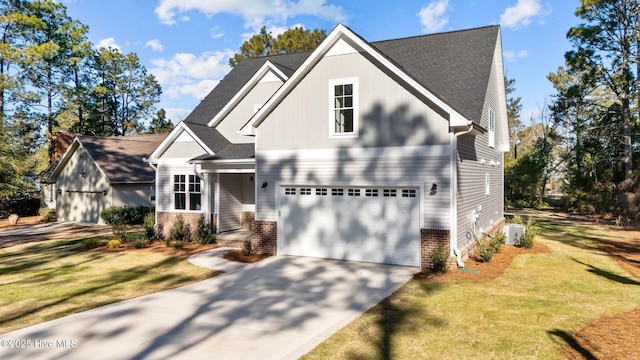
<box><xmin>329</xmin><ymin>78</ymin><xmax>359</xmax><ymax>138</ymax></box>
<box><xmin>488</xmin><ymin>109</ymin><xmax>496</xmax><ymax>148</ymax></box>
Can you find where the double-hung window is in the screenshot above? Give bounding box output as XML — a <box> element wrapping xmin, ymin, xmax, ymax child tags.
<box><xmin>174</xmin><ymin>174</ymin><xmax>201</xmax><ymax>210</ymax></box>
<box><xmin>329</xmin><ymin>78</ymin><xmax>359</xmax><ymax>138</ymax></box>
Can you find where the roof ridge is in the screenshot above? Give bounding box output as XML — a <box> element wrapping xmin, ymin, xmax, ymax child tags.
<box><xmin>371</xmin><ymin>24</ymin><xmax>499</xmax><ymax>45</ymax></box>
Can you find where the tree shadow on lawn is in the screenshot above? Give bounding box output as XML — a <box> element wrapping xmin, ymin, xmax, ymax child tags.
<box><xmin>345</xmin><ymin>281</ymin><xmax>447</xmax><ymax>360</ymax></box>
<box><xmin>572</xmin><ymin>258</ymin><xmax>640</xmax><ymax>286</ymax></box>
<box><xmin>548</xmin><ymin>329</ymin><xmax>598</xmax><ymax>360</ymax></box>
<box><xmin>0</xmin><ymin>255</ymin><xmax>208</xmax><ymax>332</ymax></box>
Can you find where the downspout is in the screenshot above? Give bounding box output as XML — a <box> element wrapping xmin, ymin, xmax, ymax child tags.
<box><xmin>143</xmin><ymin>157</ymin><xmax>158</xmax><ymax>230</ymax></box>
<box><xmin>451</xmin><ymin>123</ymin><xmax>476</xmax><ymax>268</ymax></box>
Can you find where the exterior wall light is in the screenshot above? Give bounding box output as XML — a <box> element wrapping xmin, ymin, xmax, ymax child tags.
<box><xmin>261</xmin><ymin>182</ymin><xmax>268</xmax><ymax>188</ymax></box>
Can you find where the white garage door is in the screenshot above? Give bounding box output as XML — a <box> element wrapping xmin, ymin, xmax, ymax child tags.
<box><xmin>278</xmin><ymin>186</ymin><xmax>420</xmax><ymax>266</ymax></box>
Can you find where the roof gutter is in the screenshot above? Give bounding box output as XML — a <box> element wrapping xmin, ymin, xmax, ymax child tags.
<box><xmin>142</xmin><ymin>157</ymin><xmax>157</xmax><ymax>171</ymax></box>
<box><xmin>451</xmin><ymin>122</ymin><xmax>477</xmax><ymax>268</ymax></box>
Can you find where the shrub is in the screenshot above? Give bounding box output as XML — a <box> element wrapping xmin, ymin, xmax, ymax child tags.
<box><xmin>171</xmin><ymin>240</ymin><xmax>186</xmax><ymax>249</ymax></box>
<box><xmin>430</xmin><ymin>242</ymin><xmax>449</xmax><ymax>273</ymax></box>
<box><xmin>490</xmin><ymin>231</ymin><xmax>506</xmax><ymax>253</ymax></box>
<box><xmin>520</xmin><ymin>218</ymin><xmax>538</xmax><ymax>249</ymax></box>
<box><xmin>133</xmin><ymin>238</ymin><xmax>149</xmax><ymax>249</ymax></box>
<box><xmin>170</xmin><ymin>215</ymin><xmax>188</xmax><ymax>242</ymax></box>
<box><xmin>84</xmin><ymin>238</ymin><xmax>101</xmax><ymax>249</ymax></box>
<box><xmin>107</xmin><ymin>239</ymin><xmax>121</xmax><ymax>249</ymax></box>
<box><xmin>193</xmin><ymin>214</ymin><xmax>215</xmax><ymax>244</ymax></box>
<box><xmin>38</xmin><ymin>207</ymin><xmax>56</xmax><ymax>222</ymax></box>
<box><xmin>243</xmin><ymin>239</ymin><xmax>252</xmax><ymax>256</ymax></box>
<box><xmin>143</xmin><ymin>212</ymin><xmax>156</xmax><ymax>240</ymax></box>
<box><xmin>101</xmin><ymin>206</ymin><xmax>155</xmax><ymax>242</ymax></box>
<box><xmin>475</xmin><ymin>236</ymin><xmax>494</xmax><ymax>263</ymax></box>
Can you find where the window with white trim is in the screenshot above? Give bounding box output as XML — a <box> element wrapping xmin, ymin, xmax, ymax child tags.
<box><xmin>329</xmin><ymin>78</ymin><xmax>359</xmax><ymax>138</ymax></box>
<box><xmin>488</xmin><ymin>109</ymin><xmax>496</xmax><ymax>148</ymax></box>
<box><xmin>173</xmin><ymin>174</ymin><xmax>202</xmax><ymax>210</ymax></box>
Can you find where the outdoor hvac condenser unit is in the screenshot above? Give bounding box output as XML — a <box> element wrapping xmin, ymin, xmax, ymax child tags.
<box><xmin>504</xmin><ymin>224</ymin><xmax>525</xmax><ymax>245</ymax></box>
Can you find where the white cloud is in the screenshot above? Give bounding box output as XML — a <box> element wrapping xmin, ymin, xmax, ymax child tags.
<box><xmin>210</xmin><ymin>27</ymin><xmax>225</xmax><ymax>39</ymax></box>
<box><xmin>504</xmin><ymin>50</ymin><xmax>529</xmax><ymax>62</ymax></box>
<box><xmin>154</xmin><ymin>0</ymin><xmax>346</xmax><ymax>30</ymax></box>
<box><xmin>150</xmin><ymin>50</ymin><xmax>234</xmax><ymax>102</ymax></box>
<box><xmin>145</xmin><ymin>39</ymin><xmax>164</xmax><ymax>52</ymax></box>
<box><xmin>500</xmin><ymin>0</ymin><xmax>550</xmax><ymax>29</ymax></box>
<box><xmin>95</xmin><ymin>37</ymin><xmax>120</xmax><ymax>51</ymax></box>
<box><xmin>162</xmin><ymin>107</ymin><xmax>192</xmax><ymax>124</ymax></box>
<box><xmin>417</xmin><ymin>0</ymin><xmax>450</xmax><ymax>33</ymax></box>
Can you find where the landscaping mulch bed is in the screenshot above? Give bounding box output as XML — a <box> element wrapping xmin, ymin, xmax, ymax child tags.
<box><xmin>413</xmin><ymin>241</ymin><xmax>551</xmax><ymax>281</ymax></box>
<box><xmin>92</xmin><ymin>240</ymin><xmax>219</xmax><ymax>257</ymax></box>
<box><xmin>222</xmin><ymin>249</ymin><xmax>272</xmax><ymax>263</ymax></box>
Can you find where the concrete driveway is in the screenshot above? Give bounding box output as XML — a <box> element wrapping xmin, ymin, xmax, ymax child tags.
<box><xmin>0</xmin><ymin>255</ymin><xmax>416</xmax><ymax>359</ymax></box>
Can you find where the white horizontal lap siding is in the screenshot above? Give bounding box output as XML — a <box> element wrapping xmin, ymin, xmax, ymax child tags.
<box><xmin>456</xmin><ymin>57</ymin><xmax>505</xmax><ymax>249</ymax></box>
<box><xmin>255</xmin><ymin>153</ymin><xmax>451</xmax><ymax>229</ymax></box>
<box><xmin>156</xmin><ymin>163</ymin><xmax>193</xmax><ymax>212</ymax></box>
<box><xmin>218</xmin><ymin>174</ymin><xmax>244</xmax><ymax>232</ymax></box>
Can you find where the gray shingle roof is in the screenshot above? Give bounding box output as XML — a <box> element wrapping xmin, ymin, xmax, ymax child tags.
<box><xmin>79</xmin><ymin>133</ymin><xmax>168</xmax><ymax>183</ymax></box>
<box><xmin>182</xmin><ymin>25</ymin><xmax>499</xmax><ymax>153</ymax></box>
<box><xmin>183</xmin><ymin>52</ymin><xmax>311</xmax><ymax>127</ymax></box>
<box><xmin>372</xmin><ymin>25</ymin><xmax>499</xmax><ymax>122</ymax></box>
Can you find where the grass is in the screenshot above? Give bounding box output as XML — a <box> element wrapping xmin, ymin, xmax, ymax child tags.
<box><xmin>302</xmin><ymin>213</ymin><xmax>640</xmax><ymax>360</ymax></box>
<box><xmin>0</xmin><ymin>231</ymin><xmax>219</xmax><ymax>334</ymax></box>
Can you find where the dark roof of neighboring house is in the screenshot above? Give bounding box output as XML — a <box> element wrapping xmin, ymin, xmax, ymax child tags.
<box><xmin>183</xmin><ymin>25</ymin><xmax>498</xmax><ymax>130</ymax></box>
<box><xmin>77</xmin><ymin>133</ymin><xmax>168</xmax><ymax>183</ymax></box>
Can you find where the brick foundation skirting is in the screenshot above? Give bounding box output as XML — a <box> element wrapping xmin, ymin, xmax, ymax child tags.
<box><xmin>241</xmin><ymin>211</ymin><xmax>255</xmax><ymax>230</ymax></box>
<box><xmin>420</xmin><ymin>228</ymin><xmax>452</xmax><ymax>270</ymax></box>
<box><xmin>252</xmin><ymin>220</ymin><xmax>277</xmax><ymax>255</ymax></box>
<box><xmin>157</xmin><ymin>212</ymin><xmax>204</xmax><ymax>240</ymax></box>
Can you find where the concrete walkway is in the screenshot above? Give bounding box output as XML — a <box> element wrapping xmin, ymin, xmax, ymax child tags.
<box><xmin>1</xmin><ymin>252</ymin><xmax>416</xmax><ymax>360</ymax></box>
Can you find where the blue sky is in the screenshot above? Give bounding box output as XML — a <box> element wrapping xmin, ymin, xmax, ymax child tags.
<box><xmin>62</xmin><ymin>0</ymin><xmax>582</xmax><ymax>125</ymax></box>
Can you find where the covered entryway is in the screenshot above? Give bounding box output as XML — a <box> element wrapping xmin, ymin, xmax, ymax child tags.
<box><xmin>278</xmin><ymin>185</ymin><xmax>421</xmax><ymax>266</ymax></box>
<box><xmin>216</xmin><ymin>173</ymin><xmax>255</xmax><ymax>232</ymax></box>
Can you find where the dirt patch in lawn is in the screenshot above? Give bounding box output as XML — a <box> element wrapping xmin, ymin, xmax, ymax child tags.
<box><xmin>222</xmin><ymin>249</ymin><xmax>272</xmax><ymax>263</ymax></box>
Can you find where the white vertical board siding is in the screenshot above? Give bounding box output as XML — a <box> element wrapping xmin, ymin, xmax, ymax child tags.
<box><xmin>456</xmin><ymin>49</ymin><xmax>505</xmax><ymax>250</ymax></box>
<box><xmin>218</xmin><ymin>174</ymin><xmax>244</xmax><ymax>232</ymax></box>
<box><xmin>257</xmin><ymin>52</ymin><xmax>451</xmax><ymax>151</ymax></box>
<box><xmin>215</xmin><ymin>80</ymin><xmax>281</xmax><ymax>144</ymax></box>
<box><xmin>255</xmin><ymin>151</ymin><xmax>451</xmax><ymax>230</ymax></box>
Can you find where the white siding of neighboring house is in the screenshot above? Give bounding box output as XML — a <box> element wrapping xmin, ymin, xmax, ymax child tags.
<box><xmin>56</xmin><ymin>146</ymin><xmax>111</xmax><ymax>223</ymax></box>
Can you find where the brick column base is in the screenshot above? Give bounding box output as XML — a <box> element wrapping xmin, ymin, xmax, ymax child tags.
<box><xmin>241</xmin><ymin>211</ymin><xmax>255</xmax><ymax>230</ymax></box>
<box><xmin>420</xmin><ymin>228</ymin><xmax>453</xmax><ymax>270</ymax></box>
<box><xmin>252</xmin><ymin>220</ymin><xmax>277</xmax><ymax>255</ymax></box>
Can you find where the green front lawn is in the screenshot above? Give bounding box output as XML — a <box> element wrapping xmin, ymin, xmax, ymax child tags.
<box><xmin>302</xmin><ymin>212</ymin><xmax>640</xmax><ymax>359</ymax></box>
<box><xmin>0</xmin><ymin>232</ymin><xmax>219</xmax><ymax>334</ymax></box>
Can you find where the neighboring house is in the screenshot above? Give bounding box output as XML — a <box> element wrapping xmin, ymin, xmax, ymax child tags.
<box><xmin>47</xmin><ymin>134</ymin><xmax>168</xmax><ymax>223</ymax></box>
<box><xmin>149</xmin><ymin>24</ymin><xmax>509</xmax><ymax>268</ymax></box>
<box><xmin>38</xmin><ymin>131</ymin><xmax>75</xmax><ymax>209</ymax></box>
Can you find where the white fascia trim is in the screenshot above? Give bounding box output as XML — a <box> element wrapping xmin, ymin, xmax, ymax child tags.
<box><xmin>209</xmin><ymin>61</ymin><xmax>288</xmax><ymax>128</ymax></box>
<box><xmin>148</xmin><ymin>122</ymin><xmax>215</xmax><ymax>162</ymax></box>
<box><xmin>495</xmin><ymin>29</ymin><xmax>510</xmax><ymax>153</ymax></box>
<box><xmin>189</xmin><ymin>158</ymin><xmax>255</xmax><ymax>165</ymax></box>
<box><xmin>47</xmin><ymin>138</ymin><xmax>81</xmax><ymax>182</ymax></box>
<box><xmin>257</xmin><ymin>144</ymin><xmax>452</xmax><ymax>161</ymax></box>
<box><xmin>243</xmin><ymin>23</ymin><xmax>470</xmax><ymax>133</ymax></box>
